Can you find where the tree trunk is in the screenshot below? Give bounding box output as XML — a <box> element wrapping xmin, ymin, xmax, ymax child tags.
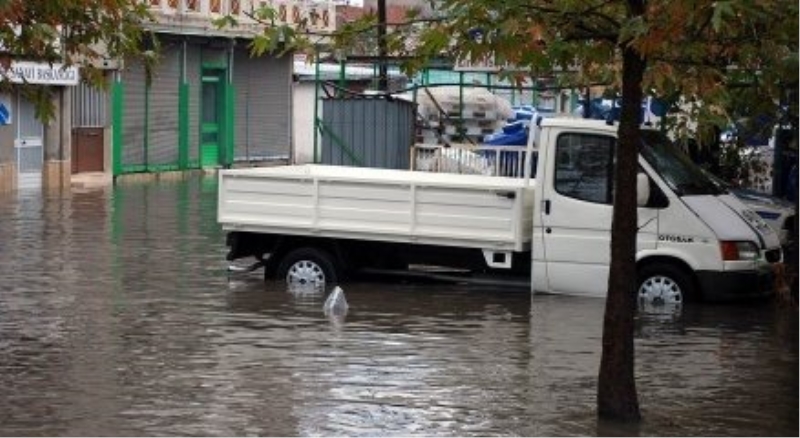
<box><xmin>596</xmin><ymin>44</ymin><xmax>646</xmax><ymax>421</ymax></box>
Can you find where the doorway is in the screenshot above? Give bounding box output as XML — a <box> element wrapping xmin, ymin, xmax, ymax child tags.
<box><xmin>200</xmin><ymin>71</ymin><xmax>224</xmax><ymax>168</ymax></box>
<box><xmin>72</xmin><ymin>128</ymin><xmax>104</xmax><ymax>173</ymax></box>
<box><xmin>15</xmin><ymin>94</ymin><xmax>44</xmax><ymax>189</ymax></box>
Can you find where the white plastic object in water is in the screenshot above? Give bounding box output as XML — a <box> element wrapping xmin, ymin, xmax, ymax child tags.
<box><xmin>323</xmin><ymin>286</ymin><xmax>349</xmax><ymax>317</ymax></box>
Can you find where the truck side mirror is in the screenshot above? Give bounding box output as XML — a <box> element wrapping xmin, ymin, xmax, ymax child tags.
<box><xmin>637</xmin><ymin>173</ymin><xmax>650</xmax><ymax>207</ymax></box>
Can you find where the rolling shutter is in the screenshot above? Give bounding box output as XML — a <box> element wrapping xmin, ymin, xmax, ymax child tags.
<box><xmin>186</xmin><ymin>44</ymin><xmax>202</xmax><ymax>165</ymax></box>
<box><xmin>233</xmin><ymin>49</ymin><xmax>291</xmax><ymax>161</ymax></box>
<box><xmin>149</xmin><ymin>45</ymin><xmax>180</xmax><ymax>166</ymax></box>
<box><xmin>122</xmin><ymin>60</ymin><xmax>146</xmax><ymax>168</ymax></box>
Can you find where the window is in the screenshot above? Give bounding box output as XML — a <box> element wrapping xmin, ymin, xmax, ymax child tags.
<box><xmin>554</xmin><ymin>133</ymin><xmax>615</xmax><ymax>204</ymax></box>
<box><xmin>210</xmin><ymin>0</ymin><xmax>221</xmax><ymax>13</ymax></box>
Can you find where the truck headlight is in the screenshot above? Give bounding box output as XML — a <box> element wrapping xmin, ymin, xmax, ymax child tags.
<box><xmin>720</xmin><ymin>241</ymin><xmax>760</xmax><ymax>261</ymax></box>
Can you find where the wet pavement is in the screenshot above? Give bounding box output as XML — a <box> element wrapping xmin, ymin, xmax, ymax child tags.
<box><xmin>0</xmin><ymin>176</ymin><xmax>797</xmax><ymax>436</ymax></box>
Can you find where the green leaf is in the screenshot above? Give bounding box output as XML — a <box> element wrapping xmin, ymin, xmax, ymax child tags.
<box><xmin>711</xmin><ymin>1</ymin><xmax>734</xmax><ymax>32</ymax></box>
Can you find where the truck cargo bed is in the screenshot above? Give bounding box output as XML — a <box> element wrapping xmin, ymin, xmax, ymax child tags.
<box><xmin>218</xmin><ymin>164</ymin><xmax>535</xmax><ymax>251</ymax></box>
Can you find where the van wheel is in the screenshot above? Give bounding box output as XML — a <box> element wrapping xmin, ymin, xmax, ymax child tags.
<box><xmin>276</xmin><ymin>247</ymin><xmax>338</xmax><ymax>287</ymax></box>
<box><xmin>637</xmin><ymin>263</ymin><xmax>696</xmax><ymax>310</ymax></box>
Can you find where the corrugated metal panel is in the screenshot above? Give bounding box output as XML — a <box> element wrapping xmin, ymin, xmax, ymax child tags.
<box><xmin>202</xmin><ymin>47</ymin><xmax>227</xmax><ymax>66</ymax></box>
<box><xmin>233</xmin><ymin>49</ymin><xmax>291</xmax><ymax>161</ymax></box>
<box><xmin>72</xmin><ymin>81</ymin><xmax>108</xmax><ymax>127</ymax></box>
<box><xmin>321</xmin><ymin>98</ymin><xmax>415</xmax><ymax>170</ymax></box>
<box><xmin>233</xmin><ymin>48</ymin><xmax>250</xmax><ymax>160</ymax></box>
<box><xmin>149</xmin><ymin>46</ymin><xmax>180</xmax><ymax>166</ymax></box>
<box><xmin>186</xmin><ymin>44</ymin><xmax>202</xmax><ymax>164</ymax></box>
<box><xmin>122</xmin><ymin>60</ymin><xmax>147</xmax><ymax>167</ymax></box>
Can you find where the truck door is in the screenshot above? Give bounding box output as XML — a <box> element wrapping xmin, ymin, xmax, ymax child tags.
<box><xmin>539</xmin><ymin>131</ymin><xmax>658</xmax><ymax>296</ymax></box>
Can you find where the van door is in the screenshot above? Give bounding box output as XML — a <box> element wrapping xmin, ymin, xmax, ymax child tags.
<box><xmin>539</xmin><ymin>130</ymin><xmax>658</xmax><ymax>296</ymax></box>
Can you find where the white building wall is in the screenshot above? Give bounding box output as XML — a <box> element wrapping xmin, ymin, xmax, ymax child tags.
<box><xmin>292</xmin><ymin>82</ymin><xmax>318</xmax><ymax>164</ymax></box>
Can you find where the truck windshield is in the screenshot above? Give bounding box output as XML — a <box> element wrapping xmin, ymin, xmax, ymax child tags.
<box><xmin>639</xmin><ymin>130</ymin><xmax>723</xmax><ymax>196</ymax></box>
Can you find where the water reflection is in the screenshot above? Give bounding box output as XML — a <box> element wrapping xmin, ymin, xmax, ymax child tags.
<box><xmin>0</xmin><ymin>177</ymin><xmax>796</xmax><ymax>436</ymax></box>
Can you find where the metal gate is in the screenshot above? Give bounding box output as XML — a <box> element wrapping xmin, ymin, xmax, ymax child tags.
<box><xmin>320</xmin><ymin>96</ymin><xmax>416</xmax><ymax>169</ymax></box>
<box><xmin>15</xmin><ymin>94</ymin><xmax>44</xmax><ymax>189</ymax></box>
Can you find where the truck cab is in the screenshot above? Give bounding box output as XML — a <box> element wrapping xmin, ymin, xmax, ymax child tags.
<box><xmin>531</xmin><ymin>118</ymin><xmax>782</xmax><ymax>304</ymax></box>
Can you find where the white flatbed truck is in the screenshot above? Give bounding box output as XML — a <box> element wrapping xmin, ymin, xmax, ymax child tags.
<box><xmin>219</xmin><ymin>118</ymin><xmax>783</xmax><ymax>304</ymax></box>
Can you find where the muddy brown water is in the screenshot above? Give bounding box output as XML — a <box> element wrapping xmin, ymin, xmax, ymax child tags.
<box><xmin>0</xmin><ymin>177</ymin><xmax>796</xmax><ymax>436</ymax></box>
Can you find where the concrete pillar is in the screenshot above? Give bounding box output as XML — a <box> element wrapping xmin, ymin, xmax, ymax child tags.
<box><xmin>0</xmin><ymin>118</ymin><xmax>16</xmax><ymax>192</ymax></box>
<box><xmin>0</xmin><ymin>91</ymin><xmax>15</xmax><ymax>192</ymax></box>
<box><xmin>61</xmin><ymin>87</ymin><xmax>72</xmax><ymax>184</ymax></box>
<box><xmin>43</xmin><ymin>87</ymin><xmax>71</xmax><ymax>190</ymax></box>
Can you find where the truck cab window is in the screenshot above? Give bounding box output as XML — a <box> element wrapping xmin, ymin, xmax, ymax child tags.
<box><xmin>554</xmin><ymin>133</ymin><xmax>615</xmax><ymax>204</ymax></box>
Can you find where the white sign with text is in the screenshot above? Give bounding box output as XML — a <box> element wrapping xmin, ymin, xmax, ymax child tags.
<box><xmin>1</xmin><ymin>61</ymin><xmax>80</xmax><ymax>86</ymax></box>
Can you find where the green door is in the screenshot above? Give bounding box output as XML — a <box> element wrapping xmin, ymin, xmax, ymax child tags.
<box><xmin>200</xmin><ymin>73</ymin><xmax>222</xmax><ymax>168</ymax></box>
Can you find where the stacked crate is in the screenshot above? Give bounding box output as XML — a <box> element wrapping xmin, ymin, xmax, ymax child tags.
<box><xmin>417</xmin><ymin>86</ymin><xmax>513</xmax><ymax>144</ymax></box>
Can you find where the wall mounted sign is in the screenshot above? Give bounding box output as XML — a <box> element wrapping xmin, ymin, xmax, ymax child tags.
<box><xmin>0</xmin><ymin>61</ymin><xmax>80</xmax><ymax>86</ymax></box>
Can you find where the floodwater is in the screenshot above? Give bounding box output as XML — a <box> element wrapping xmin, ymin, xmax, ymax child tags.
<box><xmin>0</xmin><ymin>176</ymin><xmax>796</xmax><ymax>437</ymax></box>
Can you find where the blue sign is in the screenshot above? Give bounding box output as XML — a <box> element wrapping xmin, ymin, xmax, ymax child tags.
<box><xmin>0</xmin><ymin>102</ymin><xmax>9</xmax><ymax>125</ymax></box>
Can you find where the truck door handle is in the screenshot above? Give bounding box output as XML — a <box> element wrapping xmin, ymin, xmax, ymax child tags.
<box><xmin>544</xmin><ymin>199</ymin><xmax>551</xmax><ymax>215</ymax></box>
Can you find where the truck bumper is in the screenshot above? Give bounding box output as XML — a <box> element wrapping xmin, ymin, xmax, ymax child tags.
<box><xmin>696</xmin><ymin>267</ymin><xmax>776</xmax><ymax>301</ymax></box>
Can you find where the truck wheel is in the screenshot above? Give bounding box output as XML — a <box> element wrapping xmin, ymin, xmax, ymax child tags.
<box><xmin>636</xmin><ymin>263</ymin><xmax>696</xmax><ymax>310</ymax></box>
<box><xmin>276</xmin><ymin>247</ymin><xmax>338</xmax><ymax>287</ymax></box>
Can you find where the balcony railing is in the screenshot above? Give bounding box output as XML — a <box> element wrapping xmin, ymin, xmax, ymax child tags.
<box><xmin>147</xmin><ymin>0</ymin><xmax>336</xmax><ymax>33</ymax></box>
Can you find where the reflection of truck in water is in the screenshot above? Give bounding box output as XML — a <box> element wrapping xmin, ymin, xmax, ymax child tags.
<box><xmin>219</xmin><ymin>118</ymin><xmax>783</xmax><ymax>306</ymax></box>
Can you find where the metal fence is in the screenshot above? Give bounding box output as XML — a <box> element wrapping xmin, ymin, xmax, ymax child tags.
<box><xmin>411</xmin><ymin>143</ymin><xmax>533</xmax><ymax>178</ymax></box>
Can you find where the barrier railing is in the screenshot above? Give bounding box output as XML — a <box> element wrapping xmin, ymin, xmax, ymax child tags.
<box><xmin>411</xmin><ymin>143</ymin><xmax>531</xmax><ymax>178</ymax></box>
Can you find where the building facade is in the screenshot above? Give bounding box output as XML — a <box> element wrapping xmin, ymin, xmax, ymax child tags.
<box><xmin>111</xmin><ymin>0</ymin><xmax>337</xmax><ymax>176</ymax></box>
<box><xmin>0</xmin><ymin>63</ymin><xmax>80</xmax><ymax>192</ymax></box>
<box><xmin>0</xmin><ymin>0</ymin><xmax>338</xmax><ymax>193</ymax></box>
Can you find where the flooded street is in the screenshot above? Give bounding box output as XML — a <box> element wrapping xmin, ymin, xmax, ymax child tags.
<box><xmin>0</xmin><ymin>176</ymin><xmax>796</xmax><ymax>436</ymax></box>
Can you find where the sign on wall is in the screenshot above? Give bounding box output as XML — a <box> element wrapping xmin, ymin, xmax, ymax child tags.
<box><xmin>0</xmin><ymin>94</ymin><xmax>11</xmax><ymax>125</ymax></box>
<box><xmin>0</xmin><ymin>61</ymin><xmax>80</xmax><ymax>86</ymax></box>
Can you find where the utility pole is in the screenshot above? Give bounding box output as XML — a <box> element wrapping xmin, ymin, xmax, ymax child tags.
<box><xmin>377</xmin><ymin>0</ymin><xmax>388</xmax><ymax>91</ymax></box>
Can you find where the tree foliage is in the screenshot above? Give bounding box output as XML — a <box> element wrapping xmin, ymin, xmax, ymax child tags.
<box><xmin>240</xmin><ymin>0</ymin><xmax>797</xmax><ymax>136</ymax></box>
<box><xmin>0</xmin><ymin>0</ymin><xmax>152</xmax><ymax>120</ymax></box>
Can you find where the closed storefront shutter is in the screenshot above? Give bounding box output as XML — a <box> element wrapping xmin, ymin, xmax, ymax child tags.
<box><xmin>186</xmin><ymin>44</ymin><xmax>202</xmax><ymax>166</ymax></box>
<box><xmin>149</xmin><ymin>46</ymin><xmax>181</xmax><ymax>167</ymax></box>
<box><xmin>122</xmin><ymin>60</ymin><xmax>147</xmax><ymax>169</ymax></box>
<box><xmin>234</xmin><ymin>49</ymin><xmax>291</xmax><ymax>161</ymax></box>
<box><xmin>233</xmin><ymin>49</ymin><xmax>250</xmax><ymax>160</ymax></box>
